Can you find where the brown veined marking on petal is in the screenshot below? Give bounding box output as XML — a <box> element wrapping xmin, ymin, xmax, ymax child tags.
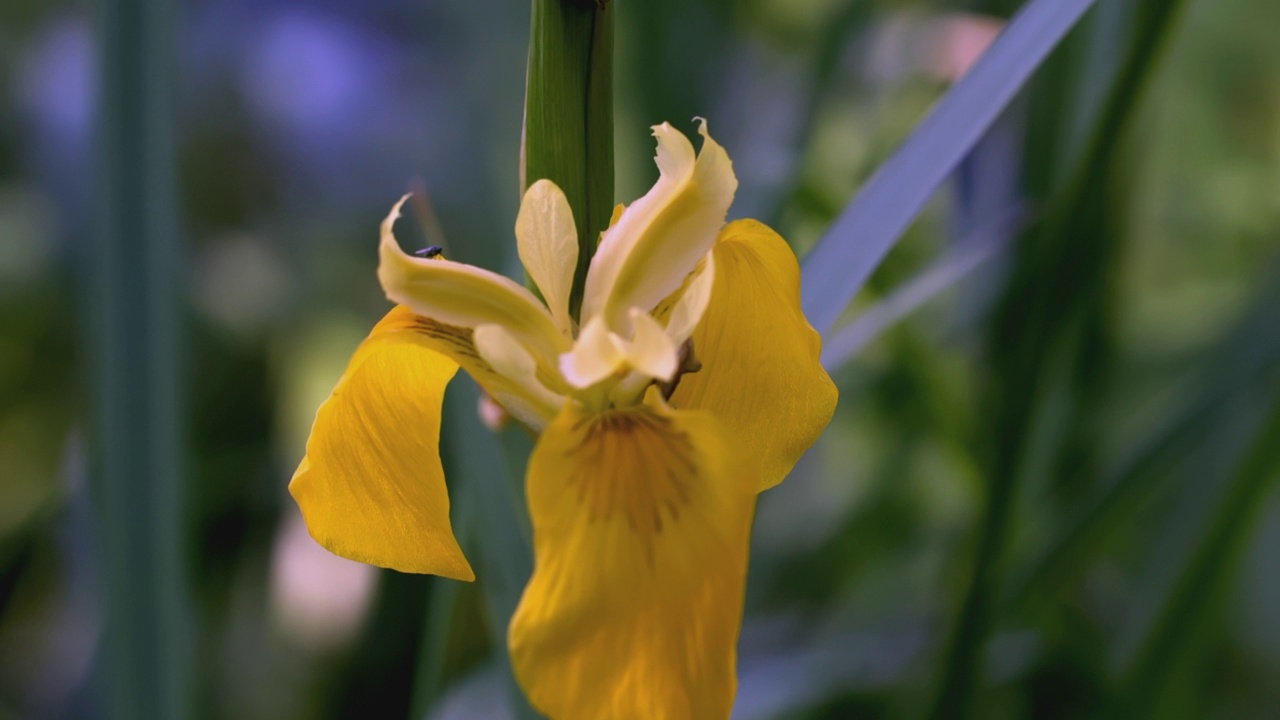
<box><xmin>403</xmin><ymin>312</ymin><xmax>553</xmax><ymax>429</ymax></box>
<box><xmin>564</xmin><ymin>408</ymin><xmax>697</xmax><ymax>565</ymax></box>
<box><xmin>408</xmin><ymin>315</ymin><xmax>485</xmax><ymax>364</ymax></box>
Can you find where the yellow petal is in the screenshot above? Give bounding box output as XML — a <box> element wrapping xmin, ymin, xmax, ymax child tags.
<box><xmin>509</xmin><ymin>400</ymin><xmax>755</xmax><ymax>720</ymax></box>
<box><xmin>516</xmin><ymin>180</ymin><xmax>578</xmax><ymax>338</ymax></box>
<box><xmin>378</xmin><ymin>196</ymin><xmax>568</xmax><ymax>367</ymax></box>
<box><xmin>670</xmin><ymin>219</ymin><xmax>838</xmax><ymax>491</ymax></box>
<box><xmin>289</xmin><ymin>308</ymin><xmax>474</xmax><ymax>581</ymax></box>
<box><xmin>581</xmin><ymin>121</ymin><xmax>737</xmax><ymax>330</ymax></box>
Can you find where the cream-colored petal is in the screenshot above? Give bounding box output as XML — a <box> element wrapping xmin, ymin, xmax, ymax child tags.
<box><xmin>670</xmin><ymin>220</ymin><xmax>838</xmax><ymax>491</ymax></box>
<box><xmin>516</xmin><ymin>180</ymin><xmax>578</xmax><ymax>338</ymax></box>
<box><xmin>559</xmin><ymin>316</ymin><xmax>626</xmax><ymax>390</ymax></box>
<box><xmin>509</xmin><ymin>401</ymin><xmax>756</xmax><ymax>720</ymax></box>
<box><xmin>662</xmin><ymin>252</ymin><xmax>715</xmax><ymax>347</ymax></box>
<box><xmin>581</xmin><ymin>121</ymin><xmax>737</xmax><ymax>330</ymax></box>
<box><xmin>289</xmin><ymin>309</ymin><xmax>473</xmax><ymax>580</ymax></box>
<box><xmin>624</xmin><ymin>309</ymin><xmax>679</xmax><ymax>382</ymax></box>
<box><xmin>377</xmin><ymin>196</ymin><xmax>568</xmax><ymax>366</ymax></box>
<box><xmin>473</xmin><ymin>324</ymin><xmax>565</xmax><ymax>415</ymax></box>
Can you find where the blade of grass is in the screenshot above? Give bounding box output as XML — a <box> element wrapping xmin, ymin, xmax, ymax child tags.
<box><xmin>90</xmin><ymin>0</ymin><xmax>189</xmax><ymax>717</ymax></box>
<box><xmin>408</xmin><ymin>476</ymin><xmax>477</xmax><ymax>720</ymax></box>
<box><xmin>437</xmin><ymin>380</ymin><xmax>540</xmax><ymax>720</ymax></box>
<box><xmin>762</xmin><ymin>2</ymin><xmax>873</xmax><ymax>228</ymax></box>
<box><xmin>924</xmin><ymin>1</ymin><xmax>1191</xmax><ymax>717</ymax></box>
<box><xmin>800</xmin><ymin>0</ymin><xmax>1098</xmax><ymax>335</ymax></box>
<box><xmin>1008</xmin><ymin>276</ymin><xmax>1280</xmax><ymax>615</ymax></box>
<box><xmin>820</xmin><ymin>207</ymin><xmax>1022</xmax><ymax>369</ymax></box>
<box><xmin>408</xmin><ymin>577</ymin><xmax>462</xmax><ymax>720</ymax></box>
<box><xmin>1116</xmin><ymin>395</ymin><xmax>1280</xmax><ymax>718</ymax></box>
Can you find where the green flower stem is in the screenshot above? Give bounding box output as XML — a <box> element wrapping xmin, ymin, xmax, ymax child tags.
<box><xmin>92</xmin><ymin>0</ymin><xmax>189</xmax><ymax>717</ymax></box>
<box><xmin>524</xmin><ymin>0</ymin><xmax>614</xmax><ymax>319</ymax></box>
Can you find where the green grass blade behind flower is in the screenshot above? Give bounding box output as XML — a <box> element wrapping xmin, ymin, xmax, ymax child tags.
<box><xmin>1116</xmin><ymin>397</ymin><xmax>1280</xmax><ymax>719</ymax></box>
<box><xmin>820</xmin><ymin>208</ymin><xmax>1023</xmax><ymax>369</ymax></box>
<box><xmin>90</xmin><ymin>0</ymin><xmax>190</xmax><ymax>717</ymax></box>
<box><xmin>408</xmin><ymin>578</ymin><xmax>461</xmax><ymax>719</ymax></box>
<box><xmin>800</xmin><ymin>0</ymin><xmax>1098</xmax><ymax>335</ymax></box>
<box><xmin>761</xmin><ymin>2</ymin><xmax>873</xmax><ymax>228</ymax></box>
<box><xmin>1008</xmin><ymin>274</ymin><xmax>1280</xmax><ymax>615</ymax></box>
<box><xmin>436</xmin><ymin>380</ymin><xmax>540</xmax><ymax>720</ymax></box>
<box><xmin>524</xmin><ymin>0</ymin><xmax>614</xmax><ymax>318</ymax></box>
<box><xmin>408</xmin><ymin>492</ymin><xmax>475</xmax><ymax>719</ymax></box>
<box><xmin>926</xmin><ymin>1</ymin><xmax>1192</xmax><ymax>717</ymax></box>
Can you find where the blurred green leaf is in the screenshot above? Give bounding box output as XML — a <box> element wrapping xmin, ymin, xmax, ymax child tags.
<box><xmin>435</xmin><ymin>379</ymin><xmax>540</xmax><ymax>720</ymax></box>
<box><xmin>800</xmin><ymin>0</ymin><xmax>1098</xmax><ymax>335</ymax></box>
<box><xmin>91</xmin><ymin>0</ymin><xmax>190</xmax><ymax>716</ymax></box>
<box><xmin>1010</xmin><ymin>277</ymin><xmax>1280</xmax><ymax>615</ymax></box>
<box><xmin>926</xmin><ymin>0</ymin><xmax>1192</xmax><ymax>717</ymax></box>
<box><xmin>820</xmin><ymin>208</ymin><xmax>1022</xmax><ymax>369</ymax></box>
<box><xmin>1117</xmin><ymin>393</ymin><xmax>1280</xmax><ymax>718</ymax></box>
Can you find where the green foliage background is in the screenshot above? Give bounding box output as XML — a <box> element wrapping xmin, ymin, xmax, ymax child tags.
<box><xmin>0</xmin><ymin>0</ymin><xmax>1277</xmax><ymax>718</ymax></box>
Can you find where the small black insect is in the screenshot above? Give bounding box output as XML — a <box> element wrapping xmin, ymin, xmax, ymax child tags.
<box><xmin>414</xmin><ymin>245</ymin><xmax>444</xmax><ymax>259</ymax></box>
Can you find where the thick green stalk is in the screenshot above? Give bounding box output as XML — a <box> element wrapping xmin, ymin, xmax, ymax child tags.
<box><xmin>524</xmin><ymin>0</ymin><xmax>614</xmax><ymax>318</ymax></box>
<box><xmin>92</xmin><ymin>0</ymin><xmax>188</xmax><ymax>717</ymax></box>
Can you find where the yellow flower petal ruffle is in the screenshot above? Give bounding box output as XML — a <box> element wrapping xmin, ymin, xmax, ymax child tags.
<box><xmin>670</xmin><ymin>219</ymin><xmax>838</xmax><ymax>491</ymax></box>
<box><xmin>509</xmin><ymin>399</ymin><xmax>755</xmax><ymax>720</ymax></box>
<box><xmin>290</xmin><ymin>307</ymin><xmax>474</xmax><ymax>580</ymax></box>
<box><xmin>582</xmin><ymin>121</ymin><xmax>736</xmax><ymax>333</ymax></box>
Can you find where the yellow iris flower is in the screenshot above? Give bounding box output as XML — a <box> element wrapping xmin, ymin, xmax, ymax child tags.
<box><xmin>290</xmin><ymin>120</ymin><xmax>837</xmax><ymax>719</ymax></box>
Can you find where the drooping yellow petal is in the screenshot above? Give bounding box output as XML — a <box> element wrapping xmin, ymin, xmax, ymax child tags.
<box><xmin>509</xmin><ymin>399</ymin><xmax>755</xmax><ymax>720</ymax></box>
<box><xmin>581</xmin><ymin>121</ymin><xmax>737</xmax><ymax>331</ymax></box>
<box><xmin>289</xmin><ymin>308</ymin><xmax>474</xmax><ymax>580</ymax></box>
<box><xmin>378</xmin><ymin>196</ymin><xmax>569</xmax><ymax>366</ymax></box>
<box><xmin>516</xmin><ymin>179</ymin><xmax>578</xmax><ymax>338</ymax></box>
<box><xmin>670</xmin><ymin>219</ymin><xmax>838</xmax><ymax>491</ymax></box>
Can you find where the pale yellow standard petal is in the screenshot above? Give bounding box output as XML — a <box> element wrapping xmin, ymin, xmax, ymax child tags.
<box><xmin>558</xmin><ymin>316</ymin><xmax>625</xmax><ymax>390</ymax></box>
<box><xmin>289</xmin><ymin>308</ymin><xmax>474</xmax><ymax>581</ymax></box>
<box><xmin>509</xmin><ymin>400</ymin><xmax>755</xmax><ymax>720</ymax></box>
<box><xmin>662</xmin><ymin>252</ymin><xmax>715</xmax><ymax>347</ymax></box>
<box><xmin>624</xmin><ymin>309</ymin><xmax>679</xmax><ymax>382</ymax></box>
<box><xmin>581</xmin><ymin>121</ymin><xmax>737</xmax><ymax>331</ymax></box>
<box><xmin>558</xmin><ymin>311</ymin><xmax>680</xmax><ymax>391</ymax></box>
<box><xmin>516</xmin><ymin>179</ymin><xmax>578</xmax><ymax>338</ymax></box>
<box><xmin>377</xmin><ymin>196</ymin><xmax>569</xmax><ymax>366</ymax></box>
<box><xmin>670</xmin><ymin>219</ymin><xmax>838</xmax><ymax>491</ymax></box>
<box><xmin>473</xmin><ymin>323</ymin><xmax>565</xmax><ymax>416</ymax></box>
